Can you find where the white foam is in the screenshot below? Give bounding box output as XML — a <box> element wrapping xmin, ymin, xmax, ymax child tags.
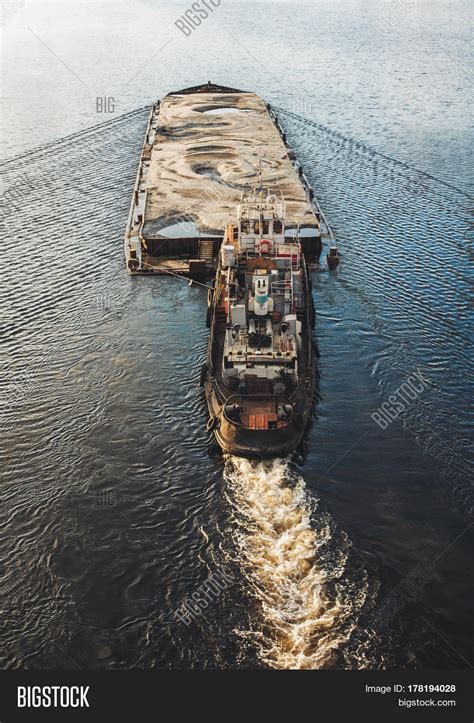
<box><xmin>224</xmin><ymin>456</ymin><xmax>367</xmax><ymax>669</ymax></box>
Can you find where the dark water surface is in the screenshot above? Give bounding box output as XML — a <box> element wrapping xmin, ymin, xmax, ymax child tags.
<box><xmin>1</xmin><ymin>0</ymin><xmax>473</xmax><ymax>669</ymax></box>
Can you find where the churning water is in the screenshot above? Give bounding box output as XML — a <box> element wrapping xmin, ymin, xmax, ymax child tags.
<box><xmin>224</xmin><ymin>457</ymin><xmax>375</xmax><ymax>669</ymax></box>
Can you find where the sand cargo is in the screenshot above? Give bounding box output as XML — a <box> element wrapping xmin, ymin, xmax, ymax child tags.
<box><xmin>124</xmin><ymin>82</ymin><xmax>337</xmax><ymax>276</ymax></box>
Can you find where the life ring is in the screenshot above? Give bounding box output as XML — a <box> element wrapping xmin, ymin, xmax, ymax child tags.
<box><xmin>258</xmin><ymin>239</ymin><xmax>273</xmax><ymax>254</ymax></box>
<box><xmin>207</xmin><ymin>288</ymin><xmax>213</xmax><ymax>307</ymax></box>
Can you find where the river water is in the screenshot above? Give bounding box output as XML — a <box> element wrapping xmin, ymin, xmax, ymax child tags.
<box><xmin>1</xmin><ymin>0</ymin><xmax>472</xmax><ymax>669</ymax></box>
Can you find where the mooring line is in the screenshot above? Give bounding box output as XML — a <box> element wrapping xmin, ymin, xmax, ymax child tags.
<box><xmin>141</xmin><ymin>263</ymin><xmax>213</xmax><ymax>289</ymax></box>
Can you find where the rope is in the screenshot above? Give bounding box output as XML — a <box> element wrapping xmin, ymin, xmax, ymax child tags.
<box><xmin>141</xmin><ymin>263</ymin><xmax>213</xmax><ymax>289</ymax></box>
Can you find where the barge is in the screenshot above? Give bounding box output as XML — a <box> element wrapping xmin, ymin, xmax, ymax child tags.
<box><xmin>124</xmin><ymin>82</ymin><xmax>338</xmax><ymax>456</ymax></box>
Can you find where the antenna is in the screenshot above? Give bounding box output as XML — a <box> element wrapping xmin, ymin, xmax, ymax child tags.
<box><xmin>258</xmin><ymin>147</ymin><xmax>263</xmax><ymax>189</ymax></box>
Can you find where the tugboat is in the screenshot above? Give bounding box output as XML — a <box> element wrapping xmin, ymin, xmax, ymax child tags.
<box><xmin>202</xmin><ymin>186</ymin><xmax>316</xmax><ymax>457</ymax></box>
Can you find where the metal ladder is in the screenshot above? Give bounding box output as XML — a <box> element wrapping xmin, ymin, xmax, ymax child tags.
<box><xmin>199</xmin><ymin>238</ymin><xmax>214</xmax><ymax>262</ymax></box>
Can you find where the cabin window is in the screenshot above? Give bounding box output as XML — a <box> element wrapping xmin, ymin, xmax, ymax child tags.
<box><xmin>273</xmin><ymin>219</ymin><xmax>282</xmax><ymax>234</ymax></box>
<box><xmin>262</xmin><ymin>219</ymin><xmax>269</xmax><ymax>235</ymax></box>
<box><xmin>253</xmin><ymin>219</ymin><xmax>260</xmax><ymax>234</ymax></box>
<box><xmin>241</xmin><ymin>220</ymin><xmax>250</xmax><ymax>234</ymax></box>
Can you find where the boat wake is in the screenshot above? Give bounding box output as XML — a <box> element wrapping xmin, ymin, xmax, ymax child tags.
<box><xmin>224</xmin><ymin>456</ymin><xmax>373</xmax><ymax>669</ymax></box>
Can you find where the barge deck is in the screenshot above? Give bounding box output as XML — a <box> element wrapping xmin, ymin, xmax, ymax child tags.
<box><xmin>124</xmin><ymin>82</ymin><xmax>329</xmax><ymax>275</ymax></box>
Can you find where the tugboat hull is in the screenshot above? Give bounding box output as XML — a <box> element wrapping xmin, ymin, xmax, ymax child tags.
<box><xmin>204</xmin><ymin>378</ymin><xmax>315</xmax><ymax>458</ymax></box>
